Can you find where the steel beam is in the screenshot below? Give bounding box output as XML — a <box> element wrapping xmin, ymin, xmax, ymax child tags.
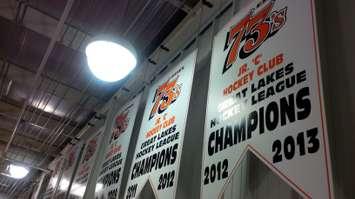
<box><xmin>165</xmin><ymin>0</ymin><xmax>193</xmax><ymax>13</ymax></box>
<box><xmin>3</xmin><ymin>0</ymin><xmax>76</xmax><ymax>157</ymax></box>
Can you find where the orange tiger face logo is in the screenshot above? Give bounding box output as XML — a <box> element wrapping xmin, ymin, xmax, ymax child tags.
<box><xmin>111</xmin><ymin>112</ymin><xmax>129</xmax><ymax>143</ymax></box>
<box><xmin>149</xmin><ymin>76</ymin><xmax>181</xmax><ymax>120</ymax></box>
<box><xmin>64</xmin><ymin>148</ymin><xmax>76</xmax><ymax>170</ymax></box>
<box><xmin>83</xmin><ymin>139</ymin><xmax>97</xmax><ymax>162</ymax></box>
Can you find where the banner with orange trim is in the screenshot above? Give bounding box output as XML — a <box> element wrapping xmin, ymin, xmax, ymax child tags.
<box><xmin>124</xmin><ymin>50</ymin><xmax>197</xmax><ymax>199</ymax></box>
<box><xmin>95</xmin><ymin>94</ymin><xmax>142</xmax><ymax>199</ymax></box>
<box><xmin>69</xmin><ymin>128</ymin><xmax>103</xmax><ymax>198</ymax></box>
<box><xmin>54</xmin><ymin>142</ymin><xmax>83</xmax><ymax>198</ymax></box>
<box><xmin>44</xmin><ymin>157</ymin><xmax>64</xmax><ymax>198</ymax></box>
<box><xmin>201</xmin><ymin>0</ymin><xmax>333</xmax><ymax>198</ymax></box>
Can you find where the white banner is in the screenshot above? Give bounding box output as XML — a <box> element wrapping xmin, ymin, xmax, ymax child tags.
<box><xmin>201</xmin><ymin>0</ymin><xmax>333</xmax><ymax>199</ymax></box>
<box><xmin>44</xmin><ymin>157</ymin><xmax>64</xmax><ymax>198</ymax></box>
<box><xmin>69</xmin><ymin>129</ymin><xmax>103</xmax><ymax>198</ymax></box>
<box><xmin>54</xmin><ymin>142</ymin><xmax>84</xmax><ymax>198</ymax></box>
<box><xmin>124</xmin><ymin>50</ymin><xmax>197</xmax><ymax>199</ymax></box>
<box><xmin>95</xmin><ymin>94</ymin><xmax>142</xmax><ymax>199</ymax></box>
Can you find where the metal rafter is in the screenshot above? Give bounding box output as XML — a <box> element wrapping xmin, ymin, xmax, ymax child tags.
<box><xmin>2</xmin><ymin>0</ymin><xmax>76</xmax><ymax>160</ymax></box>
<box><xmin>165</xmin><ymin>0</ymin><xmax>193</xmax><ymax>13</ymax></box>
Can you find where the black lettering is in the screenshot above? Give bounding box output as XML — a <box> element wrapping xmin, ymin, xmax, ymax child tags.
<box><xmin>215</xmin><ymin>128</ymin><xmax>224</xmax><ymax>154</ymax></box>
<box><xmin>224</xmin><ymin>126</ymin><xmax>233</xmax><ymax>148</ymax></box>
<box><xmin>280</xmin><ymin>94</ymin><xmax>296</xmax><ymax>126</ymax></box>
<box><xmin>296</xmin><ymin>87</ymin><xmax>311</xmax><ymax>120</ymax></box>
<box><xmin>234</xmin><ymin>118</ymin><xmax>246</xmax><ymax>144</ymax></box>
<box><xmin>265</xmin><ymin>101</ymin><xmax>279</xmax><ymax>131</ymax></box>
<box><xmin>208</xmin><ymin>131</ymin><xmax>215</xmax><ymax>156</ymax></box>
<box><xmin>247</xmin><ymin>111</ymin><xmax>258</xmax><ymax>139</ymax></box>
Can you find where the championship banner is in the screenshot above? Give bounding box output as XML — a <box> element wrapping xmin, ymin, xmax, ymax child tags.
<box><xmin>201</xmin><ymin>0</ymin><xmax>333</xmax><ymax>199</ymax></box>
<box><xmin>54</xmin><ymin>142</ymin><xmax>84</xmax><ymax>198</ymax></box>
<box><xmin>95</xmin><ymin>94</ymin><xmax>142</xmax><ymax>199</ymax></box>
<box><xmin>44</xmin><ymin>157</ymin><xmax>64</xmax><ymax>198</ymax></box>
<box><xmin>124</xmin><ymin>50</ymin><xmax>197</xmax><ymax>199</ymax></box>
<box><xmin>69</xmin><ymin>129</ymin><xmax>103</xmax><ymax>198</ymax></box>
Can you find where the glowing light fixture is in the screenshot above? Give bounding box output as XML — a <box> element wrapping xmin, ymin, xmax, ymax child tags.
<box><xmin>59</xmin><ymin>178</ymin><xmax>70</xmax><ymax>190</ymax></box>
<box><xmin>95</xmin><ymin>183</ymin><xmax>103</xmax><ymax>193</ymax></box>
<box><xmin>8</xmin><ymin>164</ymin><xmax>29</xmax><ymax>179</ymax></box>
<box><xmin>85</xmin><ymin>37</ymin><xmax>137</xmax><ymax>82</ymax></box>
<box><xmin>71</xmin><ymin>183</ymin><xmax>86</xmax><ymax>197</ymax></box>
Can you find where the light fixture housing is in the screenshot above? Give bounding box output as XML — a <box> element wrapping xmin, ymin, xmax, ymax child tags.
<box><xmin>95</xmin><ymin>183</ymin><xmax>103</xmax><ymax>193</ymax></box>
<box><xmin>8</xmin><ymin>164</ymin><xmax>29</xmax><ymax>179</ymax></box>
<box><xmin>85</xmin><ymin>35</ymin><xmax>137</xmax><ymax>82</ymax></box>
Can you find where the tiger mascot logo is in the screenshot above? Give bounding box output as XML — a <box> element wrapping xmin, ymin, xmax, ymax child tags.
<box><xmin>110</xmin><ymin>112</ymin><xmax>129</xmax><ymax>143</ymax></box>
<box><xmin>83</xmin><ymin>138</ymin><xmax>97</xmax><ymax>162</ymax></box>
<box><xmin>149</xmin><ymin>76</ymin><xmax>181</xmax><ymax>120</ymax></box>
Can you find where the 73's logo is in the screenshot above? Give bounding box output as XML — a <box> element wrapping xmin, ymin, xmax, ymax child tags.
<box><xmin>223</xmin><ymin>0</ymin><xmax>287</xmax><ymax>74</ymax></box>
<box><xmin>149</xmin><ymin>76</ymin><xmax>181</xmax><ymax>120</ymax></box>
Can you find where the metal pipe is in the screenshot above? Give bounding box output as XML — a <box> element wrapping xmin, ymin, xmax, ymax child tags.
<box><xmin>30</xmin><ymin>69</ymin><xmax>83</xmax><ymax>143</ymax></box>
<box><xmin>8</xmin><ymin>180</ymin><xmax>26</xmax><ymax>198</ymax></box>
<box><xmin>14</xmin><ymin>0</ymin><xmax>26</xmax><ymax>23</ymax></box>
<box><xmin>37</xmin><ymin>87</ymin><xmax>92</xmax><ymax>164</ymax></box>
<box><xmin>3</xmin><ymin>0</ymin><xmax>76</xmax><ymax>156</ymax></box>
<box><xmin>21</xmin><ymin>0</ymin><xmax>105</xmax><ymax>165</ymax></box>
<box><xmin>22</xmin><ymin>12</ymin><xmax>79</xmax><ymax>142</ymax></box>
<box><xmin>27</xmin><ymin>70</ymin><xmax>81</xmax><ymax>146</ymax></box>
<box><xmin>31</xmin><ymin>172</ymin><xmax>46</xmax><ymax>199</ymax></box>
<box><xmin>0</xmin><ymin>61</ymin><xmax>7</xmax><ymax>96</ymax></box>
<box><xmin>15</xmin><ymin>65</ymin><xmax>87</xmax><ymax>194</ymax></box>
<box><xmin>129</xmin><ymin>0</ymin><xmax>165</xmax><ymax>39</ymax></box>
<box><xmin>5</xmin><ymin>80</ymin><xmax>13</xmax><ymax>96</ymax></box>
<box><xmin>123</xmin><ymin>0</ymin><xmax>154</xmax><ymax>36</ymax></box>
<box><xmin>38</xmin><ymin>82</ymin><xmax>91</xmax><ymax>150</ymax></box>
<box><xmin>24</xmin><ymin>82</ymin><xmax>58</xmax><ymax>138</ymax></box>
<box><xmin>7</xmin><ymin>180</ymin><xmax>20</xmax><ymax>196</ymax></box>
<box><xmin>0</xmin><ymin>63</ymin><xmax>10</xmax><ymax>99</ymax></box>
<box><xmin>49</xmin><ymin>157</ymin><xmax>64</xmax><ymax>199</ymax></box>
<box><xmin>25</xmin><ymin>4</ymin><xmax>92</xmax><ymax>38</ymax></box>
<box><xmin>27</xmin><ymin>45</ymin><xmax>86</xmax><ymax>142</ymax></box>
<box><xmin>19</xmin><ymin>79</ymin><xmax>46</xmax><ymax>136</ymax></box>
<box><xmin>10</xmin><ymin>79</ymin><xmax>45</xmax><ymax>162</ymax></box>
<box><xmin>3</xmin><ymin>59</ymin><xmax>103</xmax><ymax>100</ymax></box>
<box><xmin>24</xmin><ymin>24</ymin><xmax>82</xmax><ymax>138</ymax></box>
<box><xmin>0</xmin><ymin>180</ymin><xmax>10</xmax><ymax>188</ymax></box>
<box><xmin>26</xmin><ymin>0</ymin><xmax>104</xmax><ymax>153</ymax></box>
<box><xmin>40</xmin><ymin>95</ymin><xmax>103</xmax><ymax>164</ymax></box>
<box><xmin>27</xmin><ymin>80</ymin><xmax>92</xmax><ymax>166</ymax></box>
<box><xmin>165</xmin><ymin>0</ymin><xmax>192</xmax><ymax>13</ymax></box>
<box><xmin>18</xmin><ymin>0</ymin><xmax>29</xmax><ymax>24</ymax></box>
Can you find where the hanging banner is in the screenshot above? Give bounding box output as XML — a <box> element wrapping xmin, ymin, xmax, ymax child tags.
<box><xmin>124</xmin><ymin>50</ymin><xmax>197</xmax><ymax>199</ymax></box>
<box><xmin>95</xmin><ymin>94</ymin><xmax>142</xmax><ymax>199</ymax></box>
<box><xmin>201</xmin><ymin>0</ymin><xmax>333</xmax><ymax>199</ymax></box>
<box><xmin>44</xmin><ymin>157</ymin><xmax>64</xmax><ymax>198</ymax></box>
<box><xmin>54</xmin><ymin>142</ymin><xmax>84</xmax><ymax>198</ymax></box>
<box><xmin>69</xmin><ymin>129</ymin><xmax>103</xmax><ymax>198</ymax></box>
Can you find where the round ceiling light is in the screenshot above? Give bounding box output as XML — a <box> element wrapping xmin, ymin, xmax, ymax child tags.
<box><xmin>8</xmin><ymin>164</ymin><xmax>29</xmax><ymax>179</ymax></box>
<box><xmin>85</xmin><ymin>38</ymin><xmax>137</xmax><ymax>82</ymax></box>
